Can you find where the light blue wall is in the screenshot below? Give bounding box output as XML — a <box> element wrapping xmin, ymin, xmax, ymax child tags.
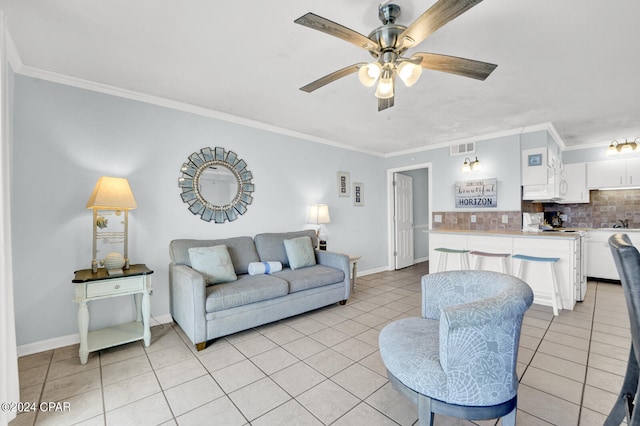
<box><xmin>384</xmin><ymin>134</ymin><xmax>522</xmax><ymax>212</ymax></box>
<box><xmin>10</xmin><ymin>75</ymin><xmax>387</xmax><ymax>346</ymax></box>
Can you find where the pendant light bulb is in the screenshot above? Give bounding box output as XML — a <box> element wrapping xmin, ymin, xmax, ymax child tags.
<box><xmin>358</xmin><ymin>63</ymin><xmax>381</xmax><ymax>87</ymax></box>
<box><xmin>397</xmin><ymin>61</ymin><xmax>422</xmax><ymax>87</ymax></box>
<box><xmin>375</xmin><ymin>70</ymin><xmax>394</xmax><ymax>99</ymax></box>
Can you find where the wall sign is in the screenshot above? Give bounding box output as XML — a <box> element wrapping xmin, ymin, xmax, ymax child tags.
<box><xmin>455</xmin><ymin>178</ymin><xmax>497</xmax><ymax>208</ymax></box>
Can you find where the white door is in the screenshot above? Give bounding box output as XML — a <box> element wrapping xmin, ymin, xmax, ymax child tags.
<box><xmin>394</xmin><ymin>173</ymin><xmax>414</xmax><ymax>269</ymax></box>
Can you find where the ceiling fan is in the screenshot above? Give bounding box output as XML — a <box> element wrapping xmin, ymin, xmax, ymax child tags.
<box><xmin>294</xmin><ymin>0</ymin><xmax>497</xmax><ymax>111</ymax></box>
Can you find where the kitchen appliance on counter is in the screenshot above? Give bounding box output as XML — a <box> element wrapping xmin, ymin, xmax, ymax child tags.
<box><xmin>544</xmin><ymin>211</ymin><xmax>565</xmax><ymax>228</ymax></box>
<box><xmin>522</xmin><ymin>212</ymin><xmax>543</xmax><ymax>232</ymax></box>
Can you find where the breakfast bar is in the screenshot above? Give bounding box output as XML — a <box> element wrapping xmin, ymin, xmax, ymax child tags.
<box><xmin>429</xmin><ymin>230</ymin><xmax>585</xmax><ymax>311</ymax></box>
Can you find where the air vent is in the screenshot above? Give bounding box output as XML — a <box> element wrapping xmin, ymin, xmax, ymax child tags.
<box><xmin>450</xmin><ymin>142</ymin><xmax>475</xmax><ymax>156</ymax></box>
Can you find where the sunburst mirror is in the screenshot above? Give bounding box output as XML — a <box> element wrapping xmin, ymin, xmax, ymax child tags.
<box><xmin>178</xmin><ymin>147</ymin><xmax>254</xmax><ymax>223</ymax></box>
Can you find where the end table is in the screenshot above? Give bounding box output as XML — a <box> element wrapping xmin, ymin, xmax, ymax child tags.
<box><xmin>349</xmin><ymin>255</ymin><xmax>361</xmax><ymax>292</ymax></box>
<box><xmin>72</xmin><ymin>264</ymin><xmax>153</xmax><ymax>364</ymax></box>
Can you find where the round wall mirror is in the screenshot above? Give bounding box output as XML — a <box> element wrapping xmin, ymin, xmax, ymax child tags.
<box><xmin>178</xmin><ymin>147</ymin><xmax>254</xmax><ymax>223</ymax></box>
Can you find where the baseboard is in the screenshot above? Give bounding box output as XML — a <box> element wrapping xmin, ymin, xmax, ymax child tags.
<box><xmin>16</xmin><ymin>314</ymin><xmax>174</xmax><ymax>357</ymax></box>
<box><xmin>359</xmin><ymin>266</ymin><xmax>388</xmax><ymax>276</ymax></box>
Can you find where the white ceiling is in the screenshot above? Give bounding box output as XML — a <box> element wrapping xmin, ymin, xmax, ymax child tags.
<box><xmin>2</xmin><ymin>0</ymin><xmax>640</xmax><ymax>155</ymax></box>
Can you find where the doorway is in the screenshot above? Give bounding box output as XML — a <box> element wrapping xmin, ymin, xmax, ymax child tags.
<box><xmin>386</xmin><ymin>163</ymin><xmax>432</xmax><ymax>270</ymax></box>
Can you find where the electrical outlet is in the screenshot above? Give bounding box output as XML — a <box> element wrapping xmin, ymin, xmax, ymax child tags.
<box><xmin>434</xmin><ymin>214</ymin><xmax>442</xmax><ymax>223</ymax></box>
<box><xmin>470</xmin><ymin>215</ymin><xmax>476</xmax><ymax>223</ymax></box>
<box><xmin>502</xmin><ymin>215</ymin><xmax>509</xmax><ymax>224</ymax></box>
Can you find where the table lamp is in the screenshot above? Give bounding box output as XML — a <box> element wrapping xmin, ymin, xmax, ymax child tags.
<box><xmin>307</xmin><ymin>204</ymin><xmax>331</xmax><ymax>250</ymax></box>
<box><xmin>86</xmin><ymin>176</ymin><xmax>137</xmax><ymax>273</ymax></box>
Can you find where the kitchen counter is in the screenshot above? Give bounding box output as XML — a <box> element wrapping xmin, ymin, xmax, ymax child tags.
<box><xmin>429</xmin><ymin>230</ymin><xmax>586</xmax><ymax>311</ymax></box>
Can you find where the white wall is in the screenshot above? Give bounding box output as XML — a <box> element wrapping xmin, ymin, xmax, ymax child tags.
<box><xmin>384</xmin><ymin>134</ymin><xmax>522</xmax><ymax>212</ymax></box>
<box><xmin>11</xmin><ymin>75</ymin><xmax>386</xmax><ymax>347</ymax></box>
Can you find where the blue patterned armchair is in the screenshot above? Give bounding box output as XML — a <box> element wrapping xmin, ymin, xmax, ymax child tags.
<box><xmin>379</xmin><ymin>270</ymin><xmax>533</xmax><ymax>425</ymax></box>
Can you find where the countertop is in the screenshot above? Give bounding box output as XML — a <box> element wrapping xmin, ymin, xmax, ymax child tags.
<box><xmin>428</xmin><ymin>228</ymin><xmax>640</xmax><ymax>238</ymax></box>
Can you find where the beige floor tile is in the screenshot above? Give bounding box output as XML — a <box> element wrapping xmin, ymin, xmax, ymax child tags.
<box><xmin>228</xmin><ymin>377</ymin><xmax>291</xmax><ymax>421</ymax></box>
<box><xmin>332</xmin><ymin>402</ymin><xmax>397</xmax><ymax>426</ymax></box>
<box><xmin>514</xmin><ymin>410</ymin><xmax>553</xmax><ymax>425</ymax></box>
<box><xmin>99</xmin><ymin>341</ymin><xmax>145</xmax><ymax>366</ymax></box>
<box><xmin>297</xmin><ymin>380</ymin><xmax>360</xmax><ymax>424</ymax></box>
<box><xmin>516</xmin><ymin>384</ymin><xmax>580</xmax><ymax>425</ymax></box>
<box><xmin>252</xmin><ymin>399</ymin><xmax>322</xmax><ymax>426</ymax></box>
<box><xmin>105</xmin><ymin>392</ymin><xmax>172</xmax><ymax>425</ymax></box>
<box><xmin>365</xmin><ymin>382</ymin><xmax>418</xmax><ymax>426</ymax></box>
<box><xmin>529</xmin><ymin>352</ymin><xmax>586</xmax><ymax>382</ymax></box>
<box><xmin>588</xmin><ymin>352</ymin><xmax>627</xmax><ymax>377</ymax></box>
<box><xmin>19</xmin><ymin>383</ymin><xmax>43</xmax><ymax>404</ymax></box>
<box><xmin>579</xmin><ymin>407</ymin><xmax>609</xmax><ymax>426</ymax></box>
<box><xmin>581</xmin><ymin>384</ymin><xmax>619</xmax><ymax>416</ymax></box>
<box><xmin>284</xmin><ymin>317</ymin><xmax>328</xmax><ymax>335</ymax></box>
<box><xmin>261</xmin><ymin>324</ymin><xmax>305</xmax><ymax>346</ymax></box>
<box><xmin>331</xmin><ymin>363</ymin><xmax>387</xmax><ymax>399</ymax></box>
<box><xmin>332</xmin><ymin>319</ymin><xmax>371</xmax><ymax>337</ymax></box>
<box><xmin>591</xmin><ymin>330</ymin><xmax>632</xmax><ymax>349</ymax></box>
<box><xmin>308</xmin><ymin>327</ymin><xmax>350</xmax><ymax>347</ymax></box>
<box><xmin>154</xmin><ymin>357</ymin><xmax>208</xmax><ymax>389</ymax></box>
<box><xmin>232</xmin><ymin>334</ymin><xmax>278</xmax><ymax>358</ymax></box>
<box><xmin>586</xmin><ymin>367</ymin><xmax>624</xmax><ymax>394</ymax></box>
<box><xmin>101</xmin><ymin>354</ymin><xmax>152</xmax><ymax>386</ymax></box>
<box><xmin>519</xmin><ymin>334</ymin><xmax>541</xmax><ymax>351</ymax></box>
<box><xmin>51</xmin><ymin>344</ymin><xmax>81</xmax><ymax>363</ymax></box>
<box><xmin>18</xmin><ymin>364</ymin><xmax>50</xmax><ymax>389</ymax></box>
<box><xmin>47</xmin><ymin>355</ymin><xmax>100</xmax><ymax>381</ymax></box>
<box><xmin>520</xmin><ymin>366</ymin><xmax>583</xmax><ymax>404</ymax></box>
<box><xmin>18</xmin><ymin>351</ymin><xmax>53</xmax><ymax>371</ymax></box>
<box><xmin>164</xmin><ymin>375</ymin><xmax>224</xmax><ymax>416</ymax></box>
<box><xmin>36</xmin><ymin>388</ymin><xmax>103</xmax><ymax>426</ymax></box>
<box><xmin>522</xmin><ymin>316</ymin><xmax>551</xmax><ymax>331</ymax></box>
<box><xmin>41</xmin><ymin>368</ymin><xmax>102</xmax><ymax>402</ymax></box>
<box><xmin>197</xmin><ymin>344</ymin><xmax>246</xmax><ymax>372</ymax></box>
<box><xmin>102</xmin><ymin>370</ymin><xmax>160</xmax><ymax>411</ymax></box>
<box><xmin>271</xmin><ymin>361</ymin><xmax>326</xmax><ymax>397</ymax></box>
<box><xmin>590</xmin><ymin>340</ymin><xmax>630</xmax><ymax>362</ymax></box>
<box><xmin>548</xmin><ymin>321</ymin><xmax>591</xmax><ymax>340</ymax></box>
<box><xmin>212</xmin><ymin>359</ymin><xmax>265</xmax><ymax>393</ymax></box>
<box><xmin>305</xmin><ymin>348</ymin><xmax>354</xmax><ymax>377</ymax></box>
<box><xmin>282</xmin><ymin>336</ymin><xmax>327</xmax><ymax>360</ymax></box>
<box><xmin>176</xmin><ymin>396</ymin><xmax>246</xmax><ymax>426</ymax></box>
<box><xmin>536</xmin><ymin>340</ymin><xmax>588</xmax><ymax>365</ymax></box>
<box><xmin>591</xmin><ymin>321</ymin><xmax>631</xmax><ymax>338</ymax></box>
<box><xmin>354</xmin><ymin>328</ymin><xmax>380</xmax><ymax>347</ymax></box>
<box><xmin>543</xmin><ymin>330</ymin><xmax>589</xmax><ymax>351</ymax></box>
<box><xmin>331</xmin><ymin>338</ymin><xmax>377</xmax><ymax>362</ymax></box>
<box><xmin>144</xmin><ymin>328</ymin><xmax>185</xmax><ymax>353</ymax></box>
<box><xmin>146</xmin><ymin>343</ymin><xmax>193</xmax><ymax>370</ymax></box>
<box><xmin>250</xmin><ymin>346</ymin><xmax>298</xmax><ymax>375</ymax></box>
<box><xmin>520</xmin><ymin>324</ymin><xmax>546</xmax><ymax>339</ymax></box>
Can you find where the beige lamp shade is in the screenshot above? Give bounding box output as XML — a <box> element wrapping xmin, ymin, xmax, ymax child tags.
<box><xmin>86</xmin><ymin>176</ymin><xmax>137</xmax><ymax>210</ymax></box>
<box><xmin>307</xmin><ymin>204</ymin><xmax>331</xmax><ymax>224</ymax></box>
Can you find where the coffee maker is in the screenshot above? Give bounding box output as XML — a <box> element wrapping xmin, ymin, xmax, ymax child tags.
<box><xmin>544</xmin><ymin>211</ymin><xmax>564</xmax><ymax>228</ymax></box>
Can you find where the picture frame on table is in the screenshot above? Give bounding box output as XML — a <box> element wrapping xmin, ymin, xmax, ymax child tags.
<box><xmin>353</xmin><ymin>182</ymin><xmax>364</xmax><ymax>206</ymax></box>
<box><xmin>337</xmin><ymin>172</ymin><xmax>350</xmax><ymax>197</ymax></box>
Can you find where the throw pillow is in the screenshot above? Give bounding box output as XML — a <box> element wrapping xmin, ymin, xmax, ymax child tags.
<box><xmin>188</xmin><ymin>245</ymin><xmax>237</xmax><ymax>284</ymax></box>
<box><xmin>283</xmin><ymin>236</ymin><xmax>316</xmax><ymax>270</ymax></box>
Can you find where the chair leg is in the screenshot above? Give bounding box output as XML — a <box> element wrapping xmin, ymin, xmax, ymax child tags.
<box><xmin>437</xmin><ymin>252</ymin><xmax>447</xmax><ymax>272</ymax></box>
<box><xmin>605</xmin><ymin>346</ymin><xmax>640</xmax><ymax>425</ymax></box>
<box><xmin>417</xmin><ymin>394</ymin><xmax>434</xmax><ymax>426</ymax></box>
<box><xmin>461</xmin><ymin>253</ymin><xmax>470</xmax><ymax>270</ymax></box>
<box><xmin>548</xmin><ymin>263</ymin><xmax>561</xmax><ymax>316</ymax></box>
<box><xmin>502</xmin><ymin>407</ymin><xmax>516</xmax><ymax>426</ymax></box>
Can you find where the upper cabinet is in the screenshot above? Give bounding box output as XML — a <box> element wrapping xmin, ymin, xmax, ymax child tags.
<box><xmin>587</xmin><ymin>157</ymin><xmax>640</xmax><ymax>189</ymax></box>
<box><xmin>559</xmin><ymin>162</ymin><xmax>589</xmax><ymax>204</ymax></box>
<box><xmin>522</xmin><ymin>147</ymin><xmax>563</xmax><ymax>200</ymax></box>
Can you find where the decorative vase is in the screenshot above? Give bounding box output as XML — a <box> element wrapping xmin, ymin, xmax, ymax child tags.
<box><xmin>103</xmin><ymin>252</ymin><xmax>125</xmax><ymax>275</ymax></box>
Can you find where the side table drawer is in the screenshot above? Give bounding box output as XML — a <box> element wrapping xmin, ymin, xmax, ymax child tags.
<box><xmin>87</xmin><ymin>276</ymin><xmax>145</xmax><ymax>298</ymax></box>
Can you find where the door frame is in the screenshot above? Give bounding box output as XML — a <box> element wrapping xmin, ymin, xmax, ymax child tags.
<box><xmin>386</xmin><ymin>162</ymin><xmax>433</xmax><ymax>271</ymax></box>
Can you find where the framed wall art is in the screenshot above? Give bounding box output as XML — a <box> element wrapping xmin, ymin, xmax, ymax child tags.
<box><xmin>353</xmin><ymin>182</ymin><xmax>364</xmax><ymax>206</ymax></box>
<box><xmin>337</xmin><ymin>172</ymin><xmax>350</xmax><ymax>197</ymax></box>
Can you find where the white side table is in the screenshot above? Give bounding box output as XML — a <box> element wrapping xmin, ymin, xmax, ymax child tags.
<box><xmin>72</xmin><ymin>264</ymin><xmax>153</xmax><ymax>364</ymax></box>
<box><xmin>349</xmin><ymin>255</ymin><xmax>361</xmax><ymax>292</ymax></box>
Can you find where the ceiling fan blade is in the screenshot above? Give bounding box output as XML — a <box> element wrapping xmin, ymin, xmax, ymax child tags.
<box><xmin>295</xmin><ymin>13</ymin><xmax>378</xmax><ymax>53</ymax></box>
<box><xmin>378</xmin><ymin>96</ymin><xmax>395</xmax><ymax>111</ymax></box>
<box><xmin>399</xmin><ymin>0</ymin><xmax>484</xmax><ymax>49</ymax></box>
<box><xmin>300</xmin><ymin>63</ymin><xmax>366</xmax><ymax>93</ymax></box>
<box><xmin>414</xmin><ymin>52</ymin><xmax>497</xmax><ymax>80</ymax></box>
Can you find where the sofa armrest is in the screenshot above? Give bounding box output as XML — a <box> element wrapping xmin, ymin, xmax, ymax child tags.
<box><xmin>169</xmin><ymin>263</ymin><xmax>207</xmax><ymax>346</ymax></box>
<box><xmin>316</xmin><ymin>250</ymin><xmax>351</xmax><ymax>301</ymax></box>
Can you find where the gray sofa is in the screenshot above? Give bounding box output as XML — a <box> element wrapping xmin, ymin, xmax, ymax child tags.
<box><xmin>169</xmin><ymin>230</ymin><xmax>351</xmax><ymax>350</ymax></box>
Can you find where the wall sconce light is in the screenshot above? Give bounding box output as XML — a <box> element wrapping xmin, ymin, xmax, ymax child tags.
<box><xmin>307</xmin><ymin>204</ymin><xmax>331</xmax><ymax>250</ymax></box>
<box><xmin>607</xmin><ymin>138</ymin><xmax>638</xmax><ymax>155</ymax></box>
<box><xmin>462</xmin><ymin>157</ymin><xmax>481</xmax><ymax>172</ymax></box>
<box><xmin>86</xmin><ymin>176</ymin><xmax>137</xmax><ymax>274</ymax></box>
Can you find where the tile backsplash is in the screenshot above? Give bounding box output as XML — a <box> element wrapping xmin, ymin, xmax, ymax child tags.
<box><xmin>432</xmin><ymin>211</ymin><xmax>522</xmax><ymax>231</ymax></box>
<box><xmin>545</xmin><ymin>189</ymin><xmax>640</xmax><ymax>229</ymax></box>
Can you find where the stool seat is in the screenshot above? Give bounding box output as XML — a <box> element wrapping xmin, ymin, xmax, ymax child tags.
<box><xmin>434</xmin><ymin>248</ymin><xmax>470</xmax><ymax>272</ymax></box>
<box><xmin>435</xmin><ymin>248</ymin><xmax>470</xmax><ymax>254</ymax></box>
<box><xmin>513</xmin><ymin>253</ymin><xmax>562</xmax><ymax>315</ymax></box>
<box><xmin>512</xmin><ymin>254</ymin><xmax>559</xmax><ymax>263</ymax></box>
<box><xmin>470</xmin><ymin>251</ymin><xmax>511</xmax><ymax>273</ymax></box>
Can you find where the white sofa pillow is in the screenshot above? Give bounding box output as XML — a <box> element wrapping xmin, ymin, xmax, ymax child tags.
<box><xmin>188</xmin><ymin>245</ymin><xmax>237</xmax><ymax>284</ymax></box>
<box><xmin>284</xmin><ymin>236</ymin><xmax>316</xmax><ymax>270</ymax></box>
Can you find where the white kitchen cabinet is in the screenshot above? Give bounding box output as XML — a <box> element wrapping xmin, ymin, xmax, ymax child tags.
<box><xmin>559</xmin><ymin>163</ymin><xmax>589</xmax><ymax>204</ymax></box>
<box><xmin>586</xmin><ymin>230</ymin><xmax>640</xmax><ymax>280</ymax></box>
<box><xmin>522</xmin><ymin>147</ymin><xmax>563</xmax><ymax>200</ymax></box>
<box><xmin>588</xmin><ymin>157</ymin><xmax>640</xmax><ymax>189</ymax></box>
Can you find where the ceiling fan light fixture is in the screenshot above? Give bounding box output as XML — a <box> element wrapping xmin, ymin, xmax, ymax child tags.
<box><xmin>358</xmin><ymin>63</ymin><xmax>382</xmax><ymax>87</ymax></box>
<box><xmin>397</xmin><ymin>61</ymin><xmax>422</xmax><ymax>87</ymax></box>
<box><xmin>375</xmin><ymin>71</ymin><xmax>394</xmax><ymax>99</ymax></box>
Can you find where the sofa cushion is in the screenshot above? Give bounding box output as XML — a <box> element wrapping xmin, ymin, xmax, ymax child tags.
<box><xmin>169</xmin><ymin>237</ymin><xmax>260</xmax><ymax>274</ymax></box>
<box><xmin>188</xmin><ymin>245</ymin><xmax>237</xmax><ymax>284</ymax></box>
<box><xmin>274</xmin><ymin>265</ymin><xmax>345</xmax><ymax>293</ymax></box>
<box><xmin>284</xmin><ymin>236</ymin><xmax>316</xmax><ymax>270</ymax></box>
<box><xmin>254</xmin><ymin>230</ymin><xmax>318</xmax><ymax>267</ymax></box>
<box><xmin>205</xmin><ymin>274</ymin><xmax>289</xmax><ymax>313</ymax></box>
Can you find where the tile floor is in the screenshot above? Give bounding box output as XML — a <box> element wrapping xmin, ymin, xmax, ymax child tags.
<box><xmin>9</xmin><ymin>262</ymin><xmax>631</xmax><ymax>425</ymax></box>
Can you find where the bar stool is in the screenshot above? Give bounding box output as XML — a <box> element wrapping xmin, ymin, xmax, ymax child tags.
<box><xmin>434</xmin><ymin>248</ymin><xmax>471</xmax><ymax>272</ymax></box>
<box><xmin>469</xmin><ymin>251</ymin><xmax>511</xmax><ymax>273</ymax></box>
<box><xmin>512</xmin><ymin>254</ymin><xmax>562</xmax><ymax>316</ymax></box>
